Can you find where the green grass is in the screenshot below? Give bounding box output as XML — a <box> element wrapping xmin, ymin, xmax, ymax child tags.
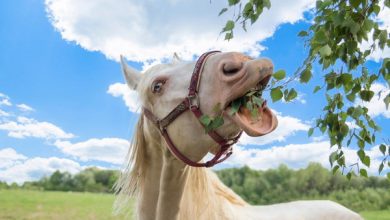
<box><xmin>0</xmin><ymin>190</ymin><xmax>131</xmax><ymax>220</ymax></box>
<box><xmin>360</xmin><ymin>210</ymin><xmax>390</xmax><ymax>220</ymax></box>
<box><xmin>0</xmin><ymin>190</ymin><xmax>389</xmax><ymax>220</ymax></box>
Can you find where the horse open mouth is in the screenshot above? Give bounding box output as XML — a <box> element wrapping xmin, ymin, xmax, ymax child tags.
<box><xmin>225</xmin><ymin>74</ymin><xmax>278</xmax><ymax>137</ymax></box>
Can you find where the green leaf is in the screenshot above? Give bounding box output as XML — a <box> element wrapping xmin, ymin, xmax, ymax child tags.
<box><xmin>362</xmin><ymin>155</ymin><xmax>371</xmax><ymax>167</ymax></box>
<box><xmin>352</xmin><ymin>106</ymin><xmax>364</xmax><ymax>118</ymax></box>
<box><xmin>346</xmin><ymin>92</ymin><xmax>356</xmax><ymax>102</ymax></box>
<box><xmin>319</xmin><ymin>44</ymin><xmax>332</xmax><ymax>57</ymax></box>
<box><xmin>223</xmin><ymin>20</ymin><xmax>235</xmax><ymax>32</ymax></box>
<box><xmin>284</xmin><ymin>89</ymin><xmax>298</xmax><ymax>102</ymax></box>
<box><xmin>263</xmin><ymin>0</ymin><xmax>271</xmax><ymax>9</ymax></box>
<box><xmin>379</xmin><ymin>144</ymin><xmax>386</xmax><ymax>155</ymax></box>
<box><xmin>228</xmin><ymin>0</ymin><xmax>240</xmax><ymax>6</ymax></box>
<box><xmin>373</xmin><ymin>5</ymin><xmax>381</xmax><ymax>15</ymax></box>
<box><xmin>362</xmin><ymin>19</ymin><xmax>374</xmax><ymax>32</ymax></box>
<box><xmin>329</xmin><ymin>151</ymin><xmax>338</xmax><ymax>166</ymax></box>
<box><xmin>229</xmin><ymin>99</ymin><xmax>242</xmax><ymax>115</ymax></box>
<box><xmin>200</xmin><ymin>115</ymin><xmax>211</xmax><ymax>126</ymax></box>
<box><xmin>225</xmin><ymin>32</ymin><xmax>233</xmax><ymax>41</ymax></box>
<box><xmin>218</xmin><ymin>8</ymin><xmax>228</xmax><ymax>16</ymax></box>
<box><xmin>300</xmin><ymin>69</ymin><xmax>312</xmax><ymax>83</ymax></box>
<box><xmin>313</xmin><ymin>86</ymin><xmax>321</xmax><ymax>93</ymax></box>
<box><xmin>252</xmin><ymin>96</ymin><xmax>264</xmax><ymax>107</ymax></box>
<box><xmin>332</xmin><ymin>165</ymin><xmax>340</xmax><ymax>174</ymax></box>
<box><xmin>340</xmin><ymin>123</ymin><xmax>349</xmax><ymax>137</ymax></box>
<box><xmin>384</xmin><ymin>94</ymin><xmax>390</xmax><ymax>109</ymax></box>
<box><xmin>359</xmin><ymin>90</ymin><xmax>374</xmax><ymax>102</ymax></box>
<box><xmin>386</xmin><ymin>0</ymin><xmax>390</xmax><ymax>7</ymax></box>
<box><xmin>208</xmin><ymin>116</ymin><xmax>224</xmax><ymax>131</ymax></box>
<box><xmin>359</xmin><ymin>168</ymin><xmax>368</xmax><ymax>178</ymax></box>
<box><xmin>357</xmin><ymin>149</ymin><xmax>365</xmax><ymax>161</ymax></box>
<box><xmin>349</xmin><ymin>0</ymin><xmax>361</xmax><ymax>8</ymax></box>
<box><xmin>358</xmin><ymin>139</ymin><xmax>365</xmax><ymax>148</ymax></box>
<box><xmin>379</xmin><ymin>30</ymin><xmax>388</xmax><ymax>49</ymax></box>
<box><xmin>308</xmin><ymin>128</ymin><xmax>314</xmax><ymax>137</ymax></box>
<box><xmin>346</xmin><ymin>20</ymin><xmax>360</xmax><ymax>36</ymax></box>
<box><xmin>243</xmin><ymin>2</ymin><xmax>253</xmax><ymax>17</ymax></box>
<box><xmin>270</xmin><ymin>88</ymin><xmax>283</xmax><ymax>102</ymax></box>
<box><xmin>314</xmin><ymin>29</ymin><xmax>327</xmax><ymax>44</ymax></box>
<box><xmin>273</xmin><ymin>70</ymin><xmax>286</xmax><ymax>80</ymax></box>
<box><xmin>379</xmin><ymin>163</ymin><xmax>384</xmax><ymax>174</ymax></box>
<box><xmin>298</xmin><ymin>30</ymin><xmax>308</xmax><ymax>37</ymax></box>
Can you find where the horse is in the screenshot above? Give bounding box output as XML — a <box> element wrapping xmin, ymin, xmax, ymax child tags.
<box><xmin>114</xmin><ymin>51</ymin><xmax>363</xmax><ymax>220</ymax></box>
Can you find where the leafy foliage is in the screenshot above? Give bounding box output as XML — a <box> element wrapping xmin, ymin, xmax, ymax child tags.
<box><xmin>216</xmin><ymin>163</ymin><xmax>390</xmax><ymax>211</ymax></box>
<box><xmin>15</xmin><ymin>167</ymin><xmax>118</xmax><ymax>193</ymax></box>
<box><xmin>219</xmin><ymin>0</ymin><xmax>390</xmax><ymax>178</ymax></box>
<box><xmin>200</xmin><ymin>89</ymin><xmax>266</xmax><ymax>132</ymax></box>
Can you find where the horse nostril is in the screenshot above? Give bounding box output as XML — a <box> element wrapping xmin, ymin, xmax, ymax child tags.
<box><xmin>222</xmin><ymin>62</ymin><xmax>243</xmax><ymax>76</ymax></box>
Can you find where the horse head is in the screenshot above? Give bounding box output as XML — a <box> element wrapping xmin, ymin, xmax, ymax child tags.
<box><xmin>120</xmin><ymin>51</ymin><xmax>278</xmax><ymax>163</ymax></box>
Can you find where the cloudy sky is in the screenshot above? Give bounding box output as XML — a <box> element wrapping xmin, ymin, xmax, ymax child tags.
<box><xmin>0</xmin><ymin>0</ymin><xmax>389</xmax><ymax>184</ymax></box>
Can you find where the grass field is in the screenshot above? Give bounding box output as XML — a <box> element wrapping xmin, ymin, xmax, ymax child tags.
<box><xmin>0</xmin><ymin>190</ymin><xmax>388</xmax><ymax>220</ymax></box>
<box><xmin>0</xmin><ymin>190</ymin><xmax>131</xmax><ymax>220</ymax></box>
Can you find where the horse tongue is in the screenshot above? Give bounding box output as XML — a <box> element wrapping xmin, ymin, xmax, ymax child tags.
<box><xmin>228</xmin><ymin>104</ymin><xmax>278</xmax><ymax>137</ymax></box>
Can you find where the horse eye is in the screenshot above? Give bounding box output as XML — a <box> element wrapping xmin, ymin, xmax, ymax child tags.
<box><xmin>151</xmin><ymin>80</ymin><xmax>166</xmax><ymax>93</ymax></box>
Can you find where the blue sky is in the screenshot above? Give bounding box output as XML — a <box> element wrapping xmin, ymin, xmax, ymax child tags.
<box><xmin>0</xmin><ymin>0</ymin><xmax>389</xmax><ymax>183</ymax></box>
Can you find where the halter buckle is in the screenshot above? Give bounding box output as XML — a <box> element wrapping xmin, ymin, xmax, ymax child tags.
<box><xmin>187</xmin><ymin>93</ymin><xmax>200</xmax><ymax>109</ymax></box>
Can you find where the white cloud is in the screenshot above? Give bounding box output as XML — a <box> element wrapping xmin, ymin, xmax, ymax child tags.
<box><xmin>45</xmin><ymin>0</ymin><xmax>315</xmax><ymax>62</ymax></box>
<box><xmin>54</xmin><ymin>138</ymin><xmax>130</xmax><ymax>164</ymax></box>
<box><xmin>0</xmin><ymin>156</ymin><xmax>82</xmax><ymax>184</ymax></box>
<box><xmin>0</xmin><ymin>109</ymin><xmax>10</xmax><ymax>117</ymax></box>
<box><xmin>0</xmin><ymin>116</ymin><xmax>74</xmax><ymax>139</ymax></box>
<box><xmin>225</xmin><ymin>141</ymin><xmax>387</xmax><ymax>175</ymax></box>
<box><xmin>238</xmin><ymin>113</ymin><xmax>310</xmax><ymax>146</ymax></box>
<box><xmin>107</xmin><ymin>82</ymin><xmax>140</xmax><ymax>112</ymax></box>
<box><xmin>16</xmin><ymin>104</ymin><xmax>34</xmax><ymax>112</ymax></box>
<box><xmin>0</xmin><ymin>98</ymin><xmax>12</xmax><ymax>106</ymax></box>
<box><xmin>0</xmin><ymin>148</ymin><xmax>27</xmax><ymax>169</ymax></box>
<box><xmin>356</xmin><ymin>83</ymin><xmax>390</xmax><ymax>118</ymax></box>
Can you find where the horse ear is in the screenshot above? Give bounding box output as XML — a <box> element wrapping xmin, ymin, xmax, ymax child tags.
<box><xmin>120</xmin><ymin>55</ymin><xmax>141</xmax><ymax>90</ymax></box>
<box><xmin>172</xmin><ymin>52</ymin><xmax>182</xmax><ymax>64</ymax></box>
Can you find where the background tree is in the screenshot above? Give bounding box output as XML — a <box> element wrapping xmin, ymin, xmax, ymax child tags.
<box><xmin>218</xmin><ymin>0</ymin><xmax>390</xmax><ymax>178</ymax></box>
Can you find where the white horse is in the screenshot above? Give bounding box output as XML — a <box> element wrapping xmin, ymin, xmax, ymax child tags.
<box><xmin>115</xmin><ymin>51</ymin><xmax>363</xmax><ymax>220</ymax></box>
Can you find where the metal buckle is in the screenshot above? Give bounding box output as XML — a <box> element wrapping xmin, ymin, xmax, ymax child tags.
<box><xmin>226</xmin><ymin>139</ymin><xmax>235</xmax><ymax>145</ymax></box>
<box><xmin>187</xmin><ymin>93</ymin><xmax>200</xmax><ymax>109</ymax></box>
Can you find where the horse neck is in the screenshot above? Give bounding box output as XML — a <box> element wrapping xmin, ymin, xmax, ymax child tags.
<box><xmin>179</xmin><ymin>166</ymin><xmax>248</xmax><ymax>219</ymax></box>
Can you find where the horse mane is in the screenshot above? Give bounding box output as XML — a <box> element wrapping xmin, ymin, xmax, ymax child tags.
<box><xmin>179</xmin><ymin>167</ymin><xmax>247</xmax><ymax>220</ymax></box>
<box><xmin>113</xmin><ymin>114</ymin><xmax>146</xmax><ymax>216</ymax></box>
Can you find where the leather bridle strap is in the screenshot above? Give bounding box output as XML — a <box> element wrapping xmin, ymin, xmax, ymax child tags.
<box><xmin>143</xmin><ymin>51</ymin><xmax>242</xmax><ymax>167</ymax></box>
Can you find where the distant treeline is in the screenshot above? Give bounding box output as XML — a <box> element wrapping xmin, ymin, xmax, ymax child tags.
<box><xmin>217</xmin><ymin>163</ymin><xmax>390</xmax><ymax>211</ymax></box>
<box><xmin>0</xmin><ymin>163</ymin><xmax>389</xmax><ymax>211</ymax></box>
<box><xmin>0</xmin><ymin>167</ymin><xmax>118</xmax><ymax>193</ymax></box>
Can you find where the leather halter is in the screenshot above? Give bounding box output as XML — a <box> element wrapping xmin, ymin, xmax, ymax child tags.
<box><xmin>143</xmin><ymin>51</ymin><xmax>242</xmax><ymax>167</ymax></box>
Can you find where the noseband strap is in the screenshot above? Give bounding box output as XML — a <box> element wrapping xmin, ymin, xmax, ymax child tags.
<box><xmin>143</xmin><ymin>51</ymin><xmax>242</xmax><ymax>167</ymax></box>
